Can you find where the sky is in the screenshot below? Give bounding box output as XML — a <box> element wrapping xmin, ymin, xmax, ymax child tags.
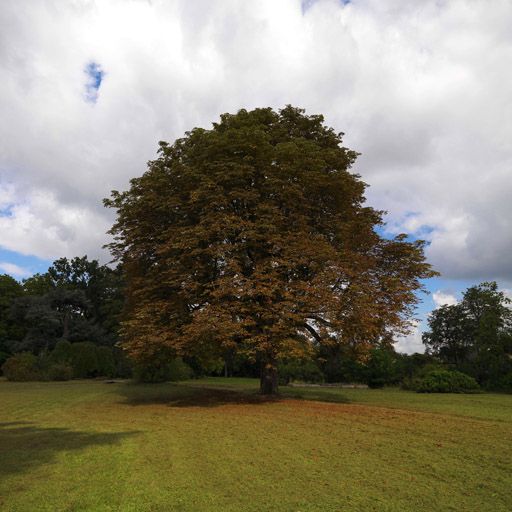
<box><xmin>1</xmin><ymin>0</ymin><xmax>511</xmax><ymax>353</ymax></box>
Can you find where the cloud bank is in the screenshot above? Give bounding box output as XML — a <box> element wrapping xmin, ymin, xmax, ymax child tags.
<box><xmin>1</xmin><ymin>0</ymin><xmax>511</xmax><ymax>285</ymax></box>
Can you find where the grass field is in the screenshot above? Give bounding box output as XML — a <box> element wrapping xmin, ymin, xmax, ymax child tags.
<box><xmin>1</xmin><ymin>378</ymin><xmax>511</xmax><ymax>512</ymax></box>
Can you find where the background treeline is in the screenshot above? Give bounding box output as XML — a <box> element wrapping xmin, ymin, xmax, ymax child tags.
<box><xmin>1</xmin><ymin>259</ymin><xmax>511</xmax><ymax>392</ymax></box>
<box><xmin>0</xmin><ymin>256</ymin><xmax>129</xmax><ymax>380</ymax></box>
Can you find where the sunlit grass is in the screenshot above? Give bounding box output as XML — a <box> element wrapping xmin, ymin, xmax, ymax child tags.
<box><xmin>1</xmin><ymin>378</ymin><xmax>511</xmax><ymax>511</ymax></box>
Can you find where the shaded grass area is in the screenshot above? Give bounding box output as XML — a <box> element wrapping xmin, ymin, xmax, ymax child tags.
<box><xmin>0</xmin><ymin>421</ymin><xmax>139</xmax><ymax>480</ymax></box>
<box><xmin>1</xmin><ymin>378</ymin><xmax>511</xmax><ymax>511</ymax></box>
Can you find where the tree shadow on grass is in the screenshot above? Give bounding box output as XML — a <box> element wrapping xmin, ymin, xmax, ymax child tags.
<box><xmin>120</xmin><ymin>383</ymin><xmax>281</xmax><ymax>408</ymax></box>
<box><xmin>0</xmin><ymin>422</ymin><xmax>140</xmax><ymax>480</ymax></box>
<box><xmin>119</xmin><ymin>382</ymin><xmax>351</xmax><ymax>408</ymax></box>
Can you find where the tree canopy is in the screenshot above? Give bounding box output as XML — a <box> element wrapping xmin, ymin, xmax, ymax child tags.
<box><xmin>105</xmin><ymin>106</ymin><xmax>436</xmax><ymax>394</ymax></box>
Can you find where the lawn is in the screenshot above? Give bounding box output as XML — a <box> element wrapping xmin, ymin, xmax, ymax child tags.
<box><xmin>1</xmin><ymin>378</ymin><xmax>511</xmax><ymax>512</ymax></box>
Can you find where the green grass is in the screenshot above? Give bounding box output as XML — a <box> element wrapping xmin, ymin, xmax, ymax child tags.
<box><xmin>1</xmin><ymin>378</ymin><xmax>511</xmax><ymax>511</ymax></box>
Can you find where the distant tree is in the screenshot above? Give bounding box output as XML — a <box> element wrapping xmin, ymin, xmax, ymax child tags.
<box><xmin>7</xmin><ymin>289</ymin><xmax>90</xmax><ymax>354</ymax></box>
<box><xmin>8</xmin><ymin>256</ymin><xmax>124</xmax><ymax>354</ymax></box>
<box><xmin>278</xmin><ymin>358</ymin><xmax>324</xmax><ymax>385</ymax></box>
<box><xmin>396</xmin><ymin>352</ymin><xmax>437</xmax><ymax>380</ymax></box>
<box><xmin>47</xmin><ymin>288</ymin><xmax>89</xmax><ymax>340</ymax></box>
<box><xmin>423</xmin><ymin>282</ymin><xmax>512</xmax><ymax>387</ymax></box>
<box><xmin>22</xmin><ymin>273</ymin><xmax>53</xmax><ymax>296</ymax></box>
<box><xmin>319</xmin><ymin>343</ymin><xmax>366</xmax><ymax>383</ymax></box>
<box><xmin>46</xmin><ymin>256</ymin><xmax>124</xmax><ymax>339</ymax></box>
<box><xmin>365</xmin><ymin>345</ymin><xmax>400</xmax><ymax>388</ymax></box>
<box><xmin>8</xmin><ymin>295</ymin><xmax>61</xmax><ymax>353</ymax></box>
<box><xmin>422</xmin><ymin>304</ymin><xmax>471</xmax><ymax>366</ymax></box>
<box><xmin>105</xmin><ymin>106</ymin><xmax>436</xmax><ymax>394</ymax></box>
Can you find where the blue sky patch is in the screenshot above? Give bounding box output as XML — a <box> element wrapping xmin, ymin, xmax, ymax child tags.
<box><xmin>0</xmin><ymin>205</ymin><xmax>14</xmax><ymax>217</ymax></box>
<box><xmin>0</xmin><ymin>247</ymin><xmax>51</xmax><ymax>280</ymax></box>
<box><xmin>84</xmin><ymin>61</ymin><xmax>104</xmax><ymax>103</ymax></box>
<box><xmin>302</xmin><ymin>0</ymin><xmax>350</xmax><ymax>14</ymax></box>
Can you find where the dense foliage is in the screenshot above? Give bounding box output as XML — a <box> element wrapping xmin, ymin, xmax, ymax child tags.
<box><xmin>1</xmin><ymin>256</ymin><xmax>510</xmax><ymax>391</ymax></box>
<box><xmin>0</xmin><ymin>341</ymin><xmax>120</xmax><ymax>381</ymax></box>
<box><xmin>105</xmin><ymin>106</ymin><xmax>436</xmax><ymax>394</ymax></box>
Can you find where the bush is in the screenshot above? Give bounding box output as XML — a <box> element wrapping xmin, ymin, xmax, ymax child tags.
<box><xmin>51</xmin><ymin>339</ymin><xmax>73</xmax><ymax>364</ymax></box>
<box><xmin>367</xmin><ymin>377</ymin><xmax>387</xmax><ymax>389</ymax></box>
<box><xmin>134</xmin><ymin>357</ymin><xmax>193</xmax><ymax>383</ymax></box>
<box><xmin>414</xmin><ymin>369</ymin><xmax>480</xmax><ymax>393</ymax></box>
<box><xmin>46</xmin><ymin>363</ymin><xmax>73</xmax><ymax>381</ymax></box>
<box><xmin>1</xmin><ymin>352</ymin><xmax>40</xmax><ymax>381</ymax></box>
<box><xmin>70</xmin><ymin>342</ymin><xmax>99</xmax><ymax>378</ymax></box>
<box><xmin>401</xmin><ymin>363</ymin><xmax>446</xmax><ymax>390</ymax></box>
<box><xmin>168</xmin><ymin>358</ymin><xmax>194</xmax><ymax>381</ymax></box>
<box><xmin>400</xmin><ymin>377</ymin><xmax>416</xmax><ymax>391</ymax></box>
<box><xmin>96</xmin><ymin>346</ymin><xmax>116</xmax><ymax>377</ymax></box>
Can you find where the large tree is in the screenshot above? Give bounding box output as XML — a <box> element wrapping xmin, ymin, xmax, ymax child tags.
<box><xmin>105</xmin><ymin>106</ymin><xmax>435</xmax><ymax>394</ymax></box>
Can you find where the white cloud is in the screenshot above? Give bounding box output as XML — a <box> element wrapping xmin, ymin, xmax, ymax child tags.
<box><xmin>502</xmin><ymin>288</ymin><xmax>512</xmax><ymax>302</ymax></box>
<box><xmin>0</xmin><ymin>261</ymin><xmax>31</xmax><ymax>278</ymax></box>
<box><xmin>0</xmin><ymin>0</ymin><xmax>511</xmax><ymax>280</ymax></box>
<box><xmin>394</xmin><ymin>321</ymin><xmax>424</xmax><ymax>355</ymax></box>
<box><xmin>432</xmin><ymin>290</ymin><xmax>458</xmax><ymax>308</ymax></box>
<box><xmin>0</xmin><ymin>187</ymin><xmax>112</xmax><ymax>260</ymax></box>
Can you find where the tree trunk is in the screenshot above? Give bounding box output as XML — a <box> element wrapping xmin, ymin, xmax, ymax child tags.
<box><xmin>260</xmin><ymin>361</ymin><xmax>278</xmax><ymax>395</ymax></box>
